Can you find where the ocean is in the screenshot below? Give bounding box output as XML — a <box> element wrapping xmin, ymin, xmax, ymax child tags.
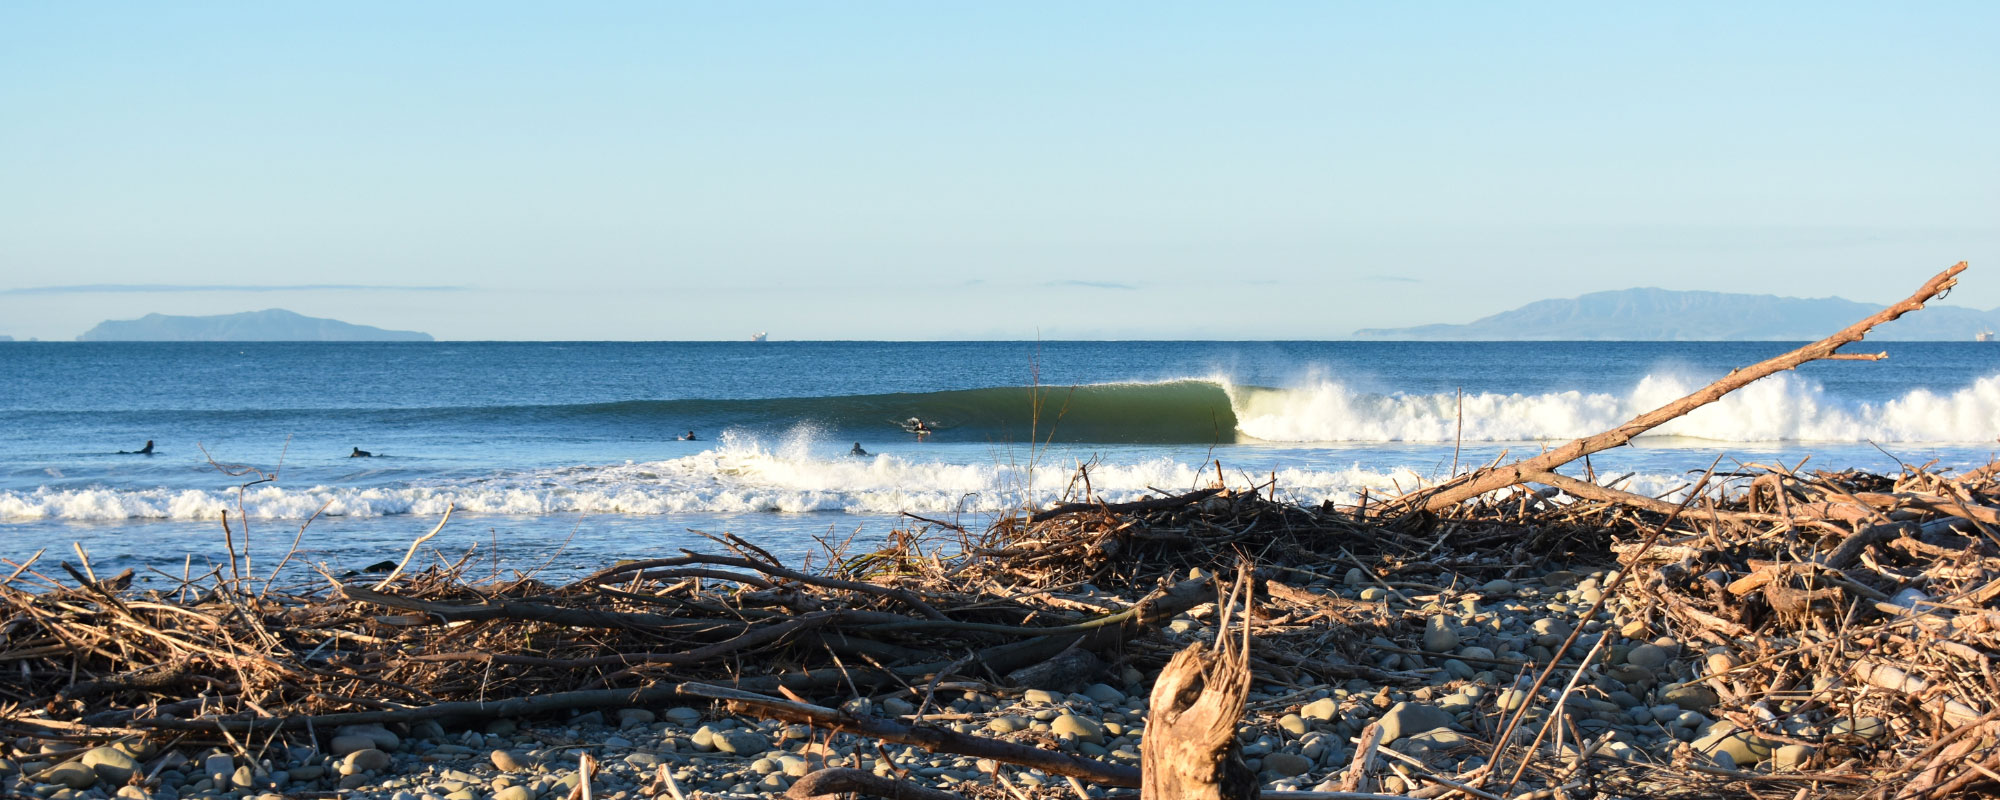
<box><xmin>2</xmin><ymin>340</ymin><xmax>1996</xmax><ymax>584</ymax></box>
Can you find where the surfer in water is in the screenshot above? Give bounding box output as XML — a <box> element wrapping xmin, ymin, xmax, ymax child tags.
<box><xmin>119</xmin><ymin>440</ymin><xmax>155</xmax><ymax>455</ymax></box>
<box><xmin>682</xmin><ymin>431</ymin><xmax>698</xmax><ymax>441</ymax></box>
<box><xmin>350</xmin><ymin>447</ymin><xmax>373</xmax><ymax>458</ymax></box>
<box><xmin>850</xmin><ymin>442</ymin><xmax>870</xmax><ymax>457</ymax></box>
<box><xmin>905</xmin><ymin>418</ymin><xmax>932</xmax><ymax>438</ymax></box>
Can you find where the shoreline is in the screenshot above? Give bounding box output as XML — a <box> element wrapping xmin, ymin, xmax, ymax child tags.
<box><xmin>4</xmin><ymin>457</ymin><xmax>1996</xmax><ymax>799</ymax></box>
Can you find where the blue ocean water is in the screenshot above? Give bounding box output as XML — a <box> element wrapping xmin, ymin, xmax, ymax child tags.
<box><xmin>2</xmin><ymin>341</ymin><xmax>1996</xmax><ymax>583</ymax></box>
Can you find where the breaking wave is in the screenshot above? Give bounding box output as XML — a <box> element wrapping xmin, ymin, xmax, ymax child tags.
<box><xmin>1228</xmin><ymin>372</ymin><xmax>2000</xmax><ymax>443</ymax></box>
<box><xmin>0</xmin><ymin>431</ymin><xmax>1424</xmax><ymax>521</ymax></box>
<box><xmin>54</xmin><ymin>372</ymin><xmax>1993</xmax><ymax>446</ymax></box>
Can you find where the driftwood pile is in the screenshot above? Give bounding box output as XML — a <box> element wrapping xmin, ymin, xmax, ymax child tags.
<box><xmin>4</xmin><ymin>261</ymin><xmax>1999</xmax><ymax>800</ymax></box>
<box><xmin>1608</xmin><ymin>459</ymin><xmax>2000</xmax><ymax>800</ymax></box>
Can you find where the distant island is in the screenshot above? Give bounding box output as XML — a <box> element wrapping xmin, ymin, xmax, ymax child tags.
<box><xmin>1353</xmin><ymin>287</ymin><xmax>2000</xmax><ymax>341</ymax></box>
<box><xmin>77</xmin><ymin>309</ymin><xmax>433</xmax><ymax>342</ymax></box>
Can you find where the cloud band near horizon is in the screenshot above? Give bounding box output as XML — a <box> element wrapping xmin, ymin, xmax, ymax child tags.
<box><xmin>0</xmin><ymin>284</ymin><xmax>470</xmax><ymax>295</ymax></box>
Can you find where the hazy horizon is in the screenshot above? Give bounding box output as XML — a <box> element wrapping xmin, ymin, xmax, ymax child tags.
<box><xmin>9</xmin><ymin>277</ymin><xmax>1994</xmax><ymax>342</ymax></box>
<box><xmin>3</xmin><ymin>3</ymin><xmax>1995</xmax><ymax>340</ymax></box>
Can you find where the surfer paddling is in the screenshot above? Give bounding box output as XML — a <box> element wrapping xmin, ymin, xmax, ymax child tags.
<box><xmin>850</xmin><ymin>442</ymin><xmax>870</xmax><ymax>456</ymax></box>
<box><xmin>681</xmin><ymin>431</ymin><xmax>698</xmax><ymax>441</ymax></box>
<box><xmin>118</xmin><ymin>440</ymin><xmax>155</xmax><ymax>455</ymax></box>
<box><xmin>350</xmin><ymin>447</ymin><xmax>373</xmax><ymax>458</ymax></box>
<box><xmin>904</xmin><ymin>418</ymin><xmax>932</xmax><ymax>439</ymax></box>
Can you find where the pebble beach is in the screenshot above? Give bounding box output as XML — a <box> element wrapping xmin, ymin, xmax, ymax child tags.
<box><xmin>5</xmin><ymin>562</ymin><xmax>1851</xmax><ymax>800</ymax></box>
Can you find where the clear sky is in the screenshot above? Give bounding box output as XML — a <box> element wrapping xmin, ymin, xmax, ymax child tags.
<box><xmin>2</xmin><ymin>2</ymin><xmax>1995</xmax><ymax>340</ymax></box>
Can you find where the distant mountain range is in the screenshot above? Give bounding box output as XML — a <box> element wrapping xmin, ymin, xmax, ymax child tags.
<box><xmin>1353</xmin><ymin>288</ymin><xmax>1999</xmax><ymax>341</ymax></box>
<box><xmin>77</xmin><ymin>309</ymin><xmax>432</xmax><ymax>342</ymax></box>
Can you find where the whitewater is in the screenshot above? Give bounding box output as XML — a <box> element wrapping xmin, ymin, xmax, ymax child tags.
<box><xmin>1226</xmin><ymin>371</ymin><xmax>2000</xmax><ymax>443</ymax></box>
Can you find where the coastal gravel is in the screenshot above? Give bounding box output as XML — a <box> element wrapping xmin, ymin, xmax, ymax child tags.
<box><xmin>2</xmin><ymin>563</ymin><xmax>1829</xmax><ymax>799</ymax></box>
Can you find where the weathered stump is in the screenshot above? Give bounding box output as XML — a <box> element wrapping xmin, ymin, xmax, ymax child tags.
<box><xmin>1141</xmin><ymin>576</ymin><xmax>1257</xmax><ymax>800</ymax></box>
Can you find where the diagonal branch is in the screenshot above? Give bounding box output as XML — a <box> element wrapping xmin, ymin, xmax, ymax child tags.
<box><xmin>1413</xmin><ymin>262</ymin><xmax>1967</xmax><ymax>513</ymax></box>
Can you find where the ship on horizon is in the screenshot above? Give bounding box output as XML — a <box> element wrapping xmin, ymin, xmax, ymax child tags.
<box><xmin>751</xmin><ymin>331</ymin><xmax>768</xmax><ymax>342</ymax></box>
<box><xmin>1979</xmin><ymin>330</ymin><xmax>1994</xmax><ymax>343</ymax></box>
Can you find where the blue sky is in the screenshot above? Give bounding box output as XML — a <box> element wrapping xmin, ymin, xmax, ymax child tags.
<box><xmin>2</xmin><ymin>3</ymin><xmax>1995</xmax><ymax>340</ymax></box>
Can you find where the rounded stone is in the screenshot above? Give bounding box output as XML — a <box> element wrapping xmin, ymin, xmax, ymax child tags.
<box><xmin>1626</xmin><ymin>644</ymin><xmax>1669</xmax><ymax>670</ymax></box>
<box><xmin>341</xmin><ymin>748</ymin><xmax>393</xmax><ymax>775</ymax></box>
<box><xmin>1693</xmin><ymin>723</ymin><xmax>1771</xmax><ymax>766</ymax></box>
<box><xmin>493</xmin><ymin>787</ymin><xmax>533</xmax><ymax>800</ymax></box>
<box><xmin>1051</xmin><ymin>714</ymin><xmax>1105</xmax><ymax>744</ymax></box>
<box><xmin>1278</xmin><ymin>714</ymin><xmax>1309</xmax><ymax>736</ymax></box>
<box><xmin>81</xmin><ymin>747</ymin><xmax>141</xmax><ymax>784</ymax></box>
<box><xmin>1082</xmin><ymin>683</ymin><xmax>1126</xmax><ymax>704</ymax></box>
<box><xmin>1262</xmin><ymin>751</ymin><xmax>1312</xmax><ymax>777</ymax></box>
<box><xmin>1705</xmin><ymin>652</ymin><xmax>1741</xmax><ymax>677</ymax></box>
<box><xmin>1478</xmin><ymin>579</ymin><xmax>1516</xmax><ymax>594</ymax></box>
<box><xmin>662</xmin><ymin>707</ymin><xmax>703</xmax><ymax>726</ymax></box>
<box><xmin>1832</xmin><ymin>717</ymin><xmax>1888</xmax><ymax>741</ymax></box>
<box><xmin>1378</xmin><ymin>702</ymin><xmax>1453</xmax><ymax>743</ymax></box>
<box><xmin>1394</xmin><ymin>729</ymin><xmax>1473</xmax><ymax>761</ymax></box>
<box><xmin>354</xmin><ymin>724</ymin><xmax>401</xmax><ymax>751</ymax></box>
<box><xmin>986</xmin><ymin>716</ymin><xmax>1028</xmax><ymax>734</ymax></box>
<box><xmin>616</xmin><ymin>708</ymin><xmax>656</xmax><ymax>727</ymax></box>
<box><xmin>716</xmin><ymin>730</ymin><xmax>770</xmax><ymax>755</ymax></box>
<box><xmin>1661</xmin><ymin>684</ymin><xmax>1719</xmax><ymax>711</ymax></box>
<box><xmin>42</xmin><ymin>762</ymin><xmax>98</xmax><ymax>790</ymax></box>
<box><xmin>329</xmin><ymin>735</ymin><xmax>379</xmax><ymax>756</ymax></box>
<box><xmin>613</xmin><ymin>752</ymin><xmax>656</xmax><ymax>770</ymax></box>
<box><xmin>491</xmin><ymin>750</ymin><xmax>525</xmax><ymax>773</ymax></box>
<box><xmin>1299</xmin><ymin>697</ymin><xmax>1339</xmax><ymax>722</ymax></box>
<box><xmin>1423</xmin><ymin>617</ymin><xmax>1460</xmax><ymax>653</ymax></box>
<box><xmin>1772</xmin><ymin>744</ymin><xmax>1814</xmax><ymax>771</ymax></box>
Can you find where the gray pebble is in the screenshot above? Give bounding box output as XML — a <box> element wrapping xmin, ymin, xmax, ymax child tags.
<box><xmin>1262</xmin><ymin>752</ymin><xmax>1312</xmax><ymax>777</ymax></box>
<box><xmin>1626</xmin><ymin>644</ymin><xmax>1669</xmax><ymax>670</ymax></box>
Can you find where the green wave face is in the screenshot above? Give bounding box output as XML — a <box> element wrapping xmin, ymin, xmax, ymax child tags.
<box><xmin>529</xmin><ymin>380</ymin><xmax>1246</xmax><ymax>444</ymax></box>
<box><xmin>910</xmin><ymin>380</ymin><xmax>1243</xmax><ymax>444</ymax></box>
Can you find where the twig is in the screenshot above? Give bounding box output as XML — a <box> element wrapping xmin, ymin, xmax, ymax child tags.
<box><xmin>372</xmin><ymin>504</ymin><xmax>454</xmax><ymax>590</ymax></box>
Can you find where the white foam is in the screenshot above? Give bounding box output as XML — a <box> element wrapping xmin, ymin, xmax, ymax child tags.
<box><xmin>1228</xmin><ymin>373</ymin><xmax>2000</xmax><ymax>444</ymax></box>
<box><xmin>0</xmin><ymin>432</ymin><xmax>1429</xmax><ymax>521</ymax></box>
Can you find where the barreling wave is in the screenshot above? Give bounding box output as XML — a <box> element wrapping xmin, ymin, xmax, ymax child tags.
<box><xmin>0</xmin><ymin>432</ymin><xmax>1425</xmax><ymax>521</ymax></box>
